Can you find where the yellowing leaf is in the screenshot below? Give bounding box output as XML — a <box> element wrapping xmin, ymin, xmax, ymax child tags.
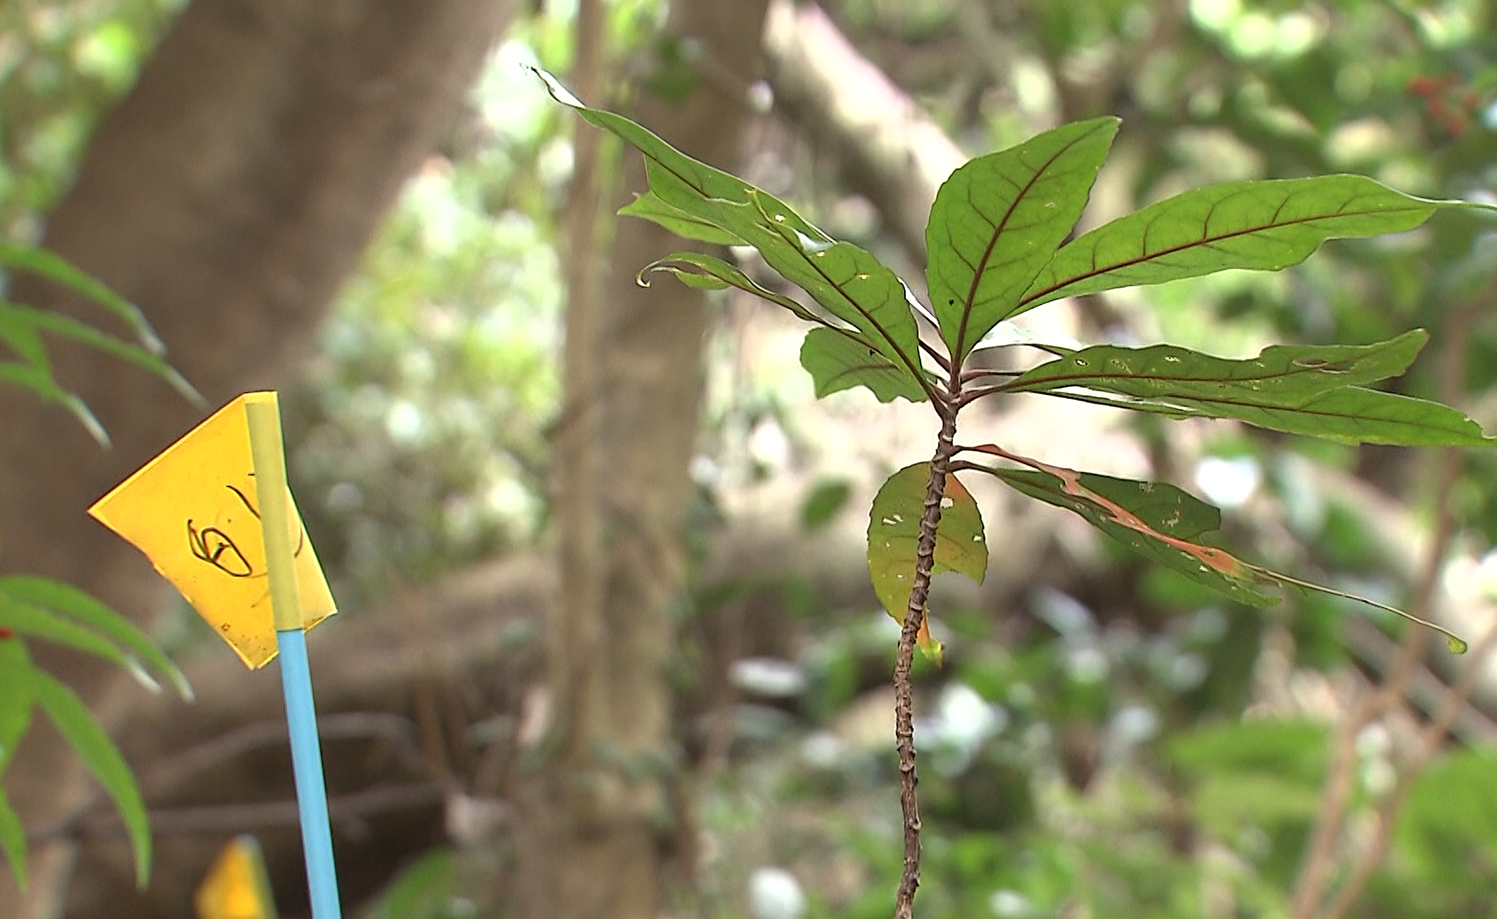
<box><xmin>88</xmin><ymin>394</ymin><xmax>336</xmax><ymax>669</ymax></box>
<box><xmin>867</xmin><ymin>464</ymin><xmax>988</xmax><ymax>663</ymax></box>
<box><xmin>195</xmin><ymin>835</ymin><xmax>277</xmax><ymax>919</ymax></box>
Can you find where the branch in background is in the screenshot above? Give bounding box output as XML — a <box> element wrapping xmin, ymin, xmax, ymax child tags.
<box><xmin>762</xmin><ymin>0</ymin><xmax>965</xmax><ymax>261</ymax></box>
<box><xmin>1291</xmin><ymin>273</ymin><xmax>1497</xmax><ymax>919</ymax></box>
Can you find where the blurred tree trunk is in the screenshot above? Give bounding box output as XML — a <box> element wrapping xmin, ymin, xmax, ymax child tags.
<box><xmin>0</xmin><ymin>1</ymin><xmax>514</xmax><ymax>915</ymax></box>
<box><xmin>514</xmin><ymin>0</ymin><xmax>771</xmax><ymax>914</ymax></box>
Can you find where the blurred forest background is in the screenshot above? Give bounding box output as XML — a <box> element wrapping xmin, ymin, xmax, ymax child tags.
<box><xmin>6</xmin><ymin>0</ymin><xmax>1497</xmax><ymax>917</ymax></box>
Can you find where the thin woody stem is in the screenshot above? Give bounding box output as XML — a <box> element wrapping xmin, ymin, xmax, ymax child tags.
<box><xmin>892</xmin><ymin>401</ymin><xmax>958</xmax><ymax>919</ymax></box>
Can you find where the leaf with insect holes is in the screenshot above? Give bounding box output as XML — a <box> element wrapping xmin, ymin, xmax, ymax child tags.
<box><xmin>1000</xmin><ymin>331</ymin><xmax>1495</xmax><ymax>446</ymax></box>
<box><xmin>867</xmin><ymin>464</ymin><xmax>988</xmax><ymax>662</ymax></box>
<box><xmin>1019</xmin><ymin>176</ymin><xmax>1451</xmax><ymax>315</ymax></box>
<box><xmin>801</xmin><ymin>328</ymin><xmax>931</xmax><ymax>403</ymax></box>
<box><xmin>533</xmin><ymin>67</ymin><xmax>929</xmax><ymax>402</ymax></box>
<box><xmin>926</xmin><ymin>117</ymin><xmax>1117</xmax><ymax>359</ymax></box>
<box><xmin>965</xmin><ymin>444</ymin><xmax>1467</xmax><ymax>652</ymax></box>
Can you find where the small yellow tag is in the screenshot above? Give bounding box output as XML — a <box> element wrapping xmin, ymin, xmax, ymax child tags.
<box><xmin>195</xmin><ymin>835</ymin><xmax>277</xmax><ymax>919</ymax></box>
<box><xmin>88</xmin><ymin>393</ymin><xmax>336</xmax><ymax>668</ymax></box>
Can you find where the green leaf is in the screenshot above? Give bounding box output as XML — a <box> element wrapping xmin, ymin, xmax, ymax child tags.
<box><xmin>1001</xmin><ymin>331</ymin><xmax>1492</xmax><ymax>445</ymax></box>
<box><xmin>0</xmin><ymin>639</ymin><xmax>34</xmax><ymax>770</ymax></box>
<box><xmin>926</xmin><ymin>117</ymin><xmax>1117</xmax><ymax>358</ymax></box>
<box><xmin>0</xmin><ymin>577</ymin><xmax>191</xmax><ymax>700</ymax></box>
<box><xmin>640</xmin><ymin>252</ymin><xmax>829</xmax><ymax>325</ymax></box>
<box><xmin>801</xmin><ymin>477</ymin><xmax>853</xmax><ymax>531</ymax></box>
<box><xmin>619</xmin><ymin>192</ymin><xmax>745</xmax><ymax>246</ymax></box>
<box><xmin>0</xmin><ymin>595</ymin><xmax>141</xmax><ymax>679</ymax></box>
<box><xmin>1020</xmin><ymin>176</ymin><xmax>1447</xmax><ymax>314</ymax></box>
<box><xmin>0</xmin><ymin>242</ymin><xmax>163</xmax><ymax>354</ymax></box>
<box><xmin>867</xmin><ymin>463</ymin><xmax>988</xmax><ymax>661</ymax></box>
<box><xmin>0</xmin><ymin>361</ymin><xmax>108</xmax><ymax>445</ymax></box>
<box><xmin>963</xmin><ymin>444</ymin><xmax>1468</xmax><ymax>651</ymax></box>
<box><xmin>0</xmin><ymin>789</ymin><xmax>25</xmax><ymax>892</ymax></box>
<box><xmin>0</xmin><ymin>639</ymin><xmax>32</xmax><ymax>891</ymax></box>
<box><xmin>800</xmin><ymin>328</ymin><xmax>930</xmax><ymax>403</ymax></box>
<box><xmin>534</xmin><ymin>67</ymin><xmax>928</xmax><ymax>396</ymax></box>
<box><xmin>30</xmin><ymin>667</ymin><xmax>151</xmax><ymax>887</ymax></box>
<box><xmin>0</xmin><ymin>302</ymin><xmax>201</xmax><ymax>407</ymax></box>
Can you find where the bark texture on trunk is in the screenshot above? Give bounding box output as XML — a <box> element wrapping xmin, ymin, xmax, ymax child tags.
<box><xmin>0</xmin><ymin>1</ymin><xmax>514</xmax><ymax>914</ymax></box>
<box><xmin>514</xmin><ymin>0</ymin><xmax>772</xmax><ymax>915</ymax></box>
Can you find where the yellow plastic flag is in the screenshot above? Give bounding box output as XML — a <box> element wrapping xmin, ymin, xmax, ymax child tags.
<box><xmin>195</xmin><ymin>835</ymin><xmax>278</xmax><ymax>919</ymax></box>
<box><xmin>89</xmin><ymin>393</ymin><xmax>336</xmax><ymax>669</ymax></box>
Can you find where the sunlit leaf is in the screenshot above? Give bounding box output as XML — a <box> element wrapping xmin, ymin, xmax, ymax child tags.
<box><xmin>927</xmin><ymin>117</ymin><xmax>1117</xmax><ymax>358</ymax></box>
<box><xmin>1020</xmin><ymin>176</ymin><xmax>1449</xmax><ymax>314</ymax></box>
<box><xmin>30</xmin><ymin>668</ymin><xmax>152</xmax><ymax>886</ymax></box>
<box><xmin>964</xmin><ymin>444</ymin><xmax>1467</xmax><ymax>651</ymax></box>
<box><xmin>1000</xmin><ymin>331</ymin><xmax>1492</xmax><ymax>445</ymax></box>
<box><xmin>0</xmin><ymin>576</ymin><xmax>190</xmax><ymax>699</ymax></box>
<box><xmin>867</xmin><ymin>463</ymin><xmax>988</xmax><ymax>662</ymax></box>
<box><xmin>800</xmin><ymin>328</ymin><xmax>930</xmax><ymax>403</ymax></box>
<box><xmin>0</xmin><ymin>595</ymin><xmax>140</xmax><ymax>679</ymax></box>
<box><xmin>619</xmin><ymin>192</ymin><xmax>745</xmax><ymax>246</ymax></box>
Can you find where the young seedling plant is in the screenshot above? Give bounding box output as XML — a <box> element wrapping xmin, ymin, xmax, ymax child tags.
<box><xmin>534</xmin><ymin>68</ymin><xmax>1493</xmax><ymax>918</ymax></box>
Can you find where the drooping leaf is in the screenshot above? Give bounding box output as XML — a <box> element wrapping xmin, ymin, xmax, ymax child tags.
<box><xmin>30</xmin><ymin>668</ymin><xmax>152</xmax><ymax>886</ymax></box>
<box><xmin>0</xmin><ymin>639</ymin><xmax>32</xmax><ymax>890</ymax></box>
<box><xmin>619</xmin><ymin>191</ymin><xmax>746</xmax><ymax>246</ymax></box>
<box><xmin>926</xmin><ymin>117</ymin><xmax>1117</xmax><ymax>358</ymax></box>
<box><xmin>0</xmin><ymin>362</ymin><xmax>108</xmax><ymax>445</ymax></box>
<box><xmin>0</xmin><ymin>789</ymin><xmax>24</xmax><ymax>892</ymax></box>
<box><xmin>801</xmin><ymin>328</ymin><xmax>931</xmax><ymax>403</ymax></box>
<box><xmin>0</xmin><ymin>576</ymin><xmax>191</xmax><ymax>699</ymax></box>
<box><xmin>1000</xmin><ymin>331</ymin><xmax>1493</xmax><ymax>445</ymax></box>
<box><xmin>0</xmin><ymin>595</ymin><xmax>142</xmax><ymax>679</ymax></box>
<box><xmin>533</xmin><ymin>67</ymin><xmax>928</xmax><ymax>396</ymax></box>
<box><xmin>639</xmin><ymin>252</ymin><xmax>829</xmax><ymax>325</ymax></box>
<box><xmin>0</xmin><ymin>638</ymin><xmax>33</xmax><ymax>771</ymax></box>
<box><xmin>867</xmin><ymin>463</ymin><xmax>988</xmax><ymax>661</ymax></box>
<box><xmin>0</xmin><ymin>302</ymin><xmax>200</xmax><ymax>406</ymax></box>
<box><xmin>0</xmin><ymin>242</ymin><xmax>163</xmax><ymax>354</ymax></box>
<box><xmin>1020</xmin><ymin>176</ymin><xmax>1449</xmax><ymax>314</ymax></box>
<box><xmin>963</xmin><ymin>444</ymin><xmax>1467</xmax><ymax>652</ymax></box>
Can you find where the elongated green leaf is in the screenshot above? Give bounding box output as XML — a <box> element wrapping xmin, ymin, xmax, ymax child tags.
<box><xmin>534</xmin><ymin>68</ymin><xmax>927</xmax><ymax>394</ymax></box>
<box><xmin>0</xmin><ymin>362</ymin><xmax>108</xmax><ymax>445</ymax></box>
<box><xmin>619</xmin><ymin>192</ymin><xmax>745</xmax><ymax>246</ymax></box>
<box><xmin>867</xmin><ymin>463</ymin><xmax>988</xmax><ymax>661</ymax></box>
<box><xmin>964</xmin><ymin>444</ymin><xmax>1467</xmax><ymax>651</ymax></box>
<box><xmin>0</xmin><ymin>243</ymin><xmax>162</xmax><ymax>354</ymax></box>
<box><xmin>801</xmin><ymin>328</ymin><xmax>930</xmax><ymax>403</ymax></box>
<box><xmin>0</xmin><ymin>577</ymin><xmax>191</xmax><ymax>700</ymax></box>
<box><xmin>0</xmin><ymin>303</ymin><xmax>201</xmax><ymax>406</ymax></box>
<box><xmin>0</xmin><ymin>639</ymin><xmax>34</xmax><ymax>770</ymax></box>
<box><xmin>1020</xmin><ymin>176</ymin><xmax>1447</xmax><ymax>314</ymax></box>
<box><xmin>0</xmin><ymin>596</ymin><xmax>140</xmax><ymax>677</ymax></box>
<box><xmin>0</xmin><ymin>315</ymin><xmax>47</xmax><ymax>371</ymax></box>
<box><xmin>30</xmin><ymin>668</ymin><xmax>151</xmax><ymax>886</ymax></box>
<box><xmin>640</xmin><ymin>252</ymin><xmax>830</xmax><ymax>325</ymax></box>
<box><xmin>1001</xmin><ymin>331</ymin><xmax>1491</xmax><ymax>445</ymax></box>
<box><xmin>927</xmin><ymin>118</ymin><xmax>1117</xmax><ymax>358</ymax></box>
<box><xmin>0</xmin><ymin>640</ymin><xmax>34</xmax><ymax>888</ymax></box>
<box><xmin>0</xmin><ymin>789</ymin><xmax>25</xmax><ymax>892</ymax></box>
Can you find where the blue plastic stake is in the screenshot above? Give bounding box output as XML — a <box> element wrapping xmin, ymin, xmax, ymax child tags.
<box><xmin>276</xmin><ymin>627</ymin><xmax>342</xmax><ymax>919</ymax></box>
